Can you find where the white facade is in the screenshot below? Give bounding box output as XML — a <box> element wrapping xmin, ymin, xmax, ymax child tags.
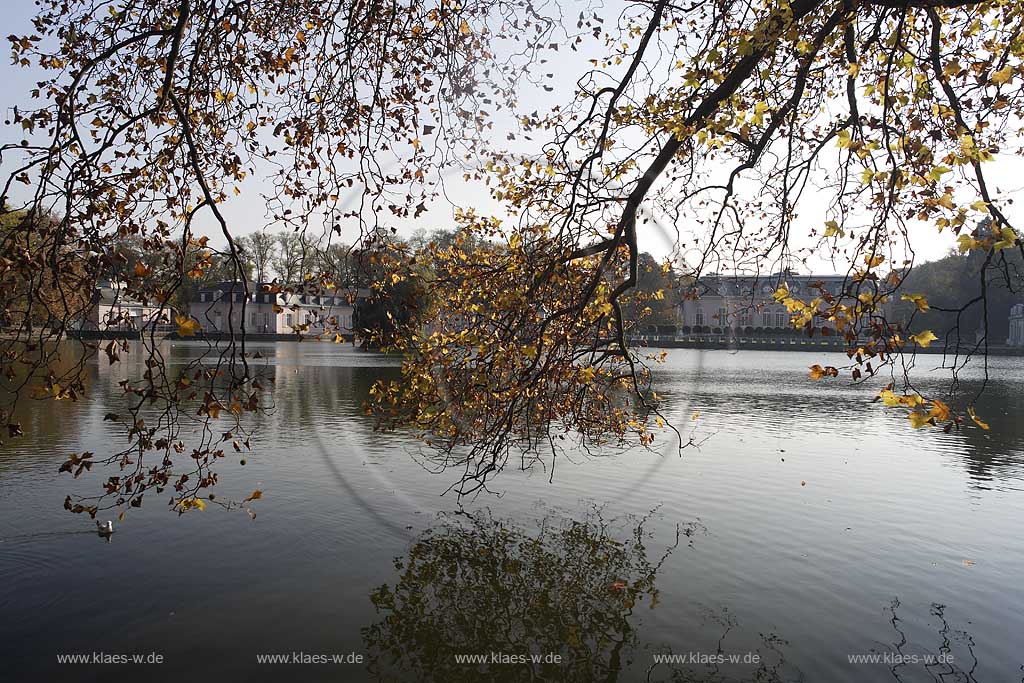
<box><xmin>677</xmin><ymin>273</ymin><xmax>852</xmax><ymax>332</ymax></box>
<box><xmin>80</xmin><ymin>282</ymin><xmax>168</xmax><ymax>331</ymax></box>
<box><xmin>189</xmin><ymin>283</ymin><xmax>358</xmax><ymax>336</ymax></box>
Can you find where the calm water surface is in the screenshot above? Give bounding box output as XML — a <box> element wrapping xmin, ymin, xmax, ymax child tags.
<box><xmin>1</xmin><ymin>343</ymin><xmax>1022</xmax><ymax>682</ymax></box>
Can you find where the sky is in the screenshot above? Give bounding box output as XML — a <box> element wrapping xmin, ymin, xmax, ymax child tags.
<box><xmin>1</xmin><ymin>0</ymin><xmax>1019</xmax><ymax>274</ymax></box>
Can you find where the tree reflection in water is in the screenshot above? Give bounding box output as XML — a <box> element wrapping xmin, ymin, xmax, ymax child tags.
<box><xmin>363</xmin><ymin>506</ymin><xmax>694</xmax><ymax>682</ymax></box>
<box><xmin>363</xmin><ymin>507</ymin><xmax>996</xmax><ymax>683</ymax></box>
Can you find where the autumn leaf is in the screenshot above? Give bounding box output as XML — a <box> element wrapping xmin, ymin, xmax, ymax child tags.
<box><xmin>991</xmin><ymin>65</ymin><xmax>1014</xmax><ymax>84</ymax></box>
<box><xmin>927</xmin><ymin>399</ymin><xmax>951</xmax><ymax>422</ymax></box>
<box><xmin>808</xmin><ymin>364</ymin><xmax>838</xmax><ymax>380</ymax></box>
<box><xmin>900</xmin><ymin>293</ymin><xmax>929</xmax><ymax>312</ymax></box>
<box><xmin>907</xmin><ymin>411</ymin><xmax>935</xmax><ymax>429</ymax></box>
<box><xmin>175</xmin><ymin>315</ymin><xmax>201</xmax><ymax>337</ymax></box>
<box><xmin>177</xmin><ymin>498</ymin><xmax>207</xmax><ymax>511</ymax></box>
<box><xmin>967</xmin><ymin>407</ymin><xmax>990</xmax><ymax>430</ymax></box>
<box><xmin>133</xmin><ymin>262</ymin><xmax>151</xmax><ymax>277</ymax></box>
<box><xmin>909</xmin><ymin>330</ymin><xmax>938</xmax><ymax>348</ymax></box>
<box><xmin>877</xmin><ymin>389</ymin><xmax>924</xmax><ymax>408</ymax></box>
<box><xmin>957</xmin><ymin>234</ymin><xmax>983</xmax><ymax>253</ymax></box>
<box><xmin>243</xmin><ymin>489</ymin><xmax>263</xmax><ymax>503</ymax></box>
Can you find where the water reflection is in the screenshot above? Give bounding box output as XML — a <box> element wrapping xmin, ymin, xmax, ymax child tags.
<box><xmin>363</xmin><ymin>508</ymin><xmax>996</xmax><ymax>682</ymax></box>
<box><xmin>658</xmin><ymin>351</ymin><xmax>1024</xmax><ymax>491</ymax></box>
<box><xmin>362</xmin><ymin>506</ymin><xmax>695</xmax><ymax>682</ymax></box>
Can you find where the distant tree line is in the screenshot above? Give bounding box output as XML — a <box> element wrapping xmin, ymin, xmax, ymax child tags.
<box><xmin>888</xmin><ymin>220</ymin><xmax>1024</xmax><ymax>347</ymax></box>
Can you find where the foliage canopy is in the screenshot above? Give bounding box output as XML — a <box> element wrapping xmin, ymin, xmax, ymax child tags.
<box><xmin>2</xmin><ymin>0</ymin><xmax>1023</xmax><ymax>510</ymax></box>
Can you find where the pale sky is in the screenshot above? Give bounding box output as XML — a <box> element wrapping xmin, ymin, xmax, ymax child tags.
<box><xmin>2</xmin><ymin>0</ymin><xmax>1018</xmax><ymax>274</ymax></box>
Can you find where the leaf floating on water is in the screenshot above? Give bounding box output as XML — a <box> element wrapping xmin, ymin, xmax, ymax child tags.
<box><xmin>962</xmin><ymin>559</ymin><xmax>975</xmax><ymax>566</ymax></box>
<box><xmin>243</xmin><ymin>489</ymin><xmax>263</xmax><ymax>503</ymax></box>
<box><xmin>800</xmin><ymin>480</ymin><xmax>806</xmax><ymax>487</ymax></box>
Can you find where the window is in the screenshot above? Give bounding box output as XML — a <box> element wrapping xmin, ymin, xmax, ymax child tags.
<box><xmin>694</xmin><ymin>309</ymin><xmax>705</xmax><ymax>326</ymax></box>
<box><xmin>249</xmin><ymin>311</ymin><xmax>258</xmax><ymax>326</ymax></box>
<box><xmin>286</xmin><ymin>314</ymin><xmax>294</xmax><ymax>327</ymax></box>
<box><xmin>775</xmin><ymin>312</ymin><xmax>786</xmax><ymax>327</ymax></box>
<box><xmin>762</xmin><ymin>312</ymin><xmax>772</xmax><ymax>327</ymax></box>
<box><xmin>717</xmin><ymin>307</ymin><xmax>727</xmax><ymax>324</ymax></box>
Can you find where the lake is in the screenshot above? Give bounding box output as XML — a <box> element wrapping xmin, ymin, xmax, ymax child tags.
<box><xmin>1</xmin><ymin>343</ymin><xmax>1021</xmax><ymax>682</ymax></box>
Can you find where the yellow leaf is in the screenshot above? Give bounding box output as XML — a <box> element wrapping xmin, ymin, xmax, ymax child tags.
<box><xmin>927</xmin><ymin>399</ymin><xmax>951</xmax><ymax>422</ymax></box>
<box><xmin>175</xmin><ymin>315</ymin><xmax>201</xmax><ymax>337</ymax></box>
<box><xmin>900</xmin><ymin>293</ymin><xmax>929</xmax><ymax>312</ymax></box>
<box><xmin>878</xmin><ymin>389</ymin><xmax>901</xmax><ymax>407</ymax></box>
<box><xmin>459</xmin><ymin>19</ymin><xmax>471</xmax><ymax>35</ymax></box>
<box><xmin>957</xmin><ymin>234</ymin><xmax>982</xmax><ymax>252</ymax></box>
<box><xmin>967</xmin><ymin>407</ymin><xmax>990</xmax><ymax>430</ymax></box>
<box><xmin>864</xmin><ymin>254</ymin><xmax>885</xmax><ymax>268</ymax></box>
<box><xmin>993</xmin><ymin>226</ymin><xmax>1018</xmax><ymax>250</ymax></box>
<box><xmin>824</xmin><ymin>220</ymin><xmax>843</xmax><ymax>237</ymax></box>
<box><xmin>809</xmin><ymin>365</ymin><xmax>838</xmax><ymax>380</ymax></box>
<box><xmin>579</xmin><ymin>366</ymin><xmax>596</xmax><ymax>383</ymax></box>
<box><xmin>909</xmin><ymin>330</ymin><xmax>938</xmax><ymax>348</ymax></box>
<box><xmin>133</xmin><ymin>262</ymin><xmax>151</xmax><ymax>277</ymax></box>
<box><xmin>991</xmin><ymin>65</ymin><xmax>1014</xmax><ymax>84</ymax></box>
<box><xmin>908</xmin><ymin>411</ymin><xmax>934</xmax><ymax>429</ymax></box>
